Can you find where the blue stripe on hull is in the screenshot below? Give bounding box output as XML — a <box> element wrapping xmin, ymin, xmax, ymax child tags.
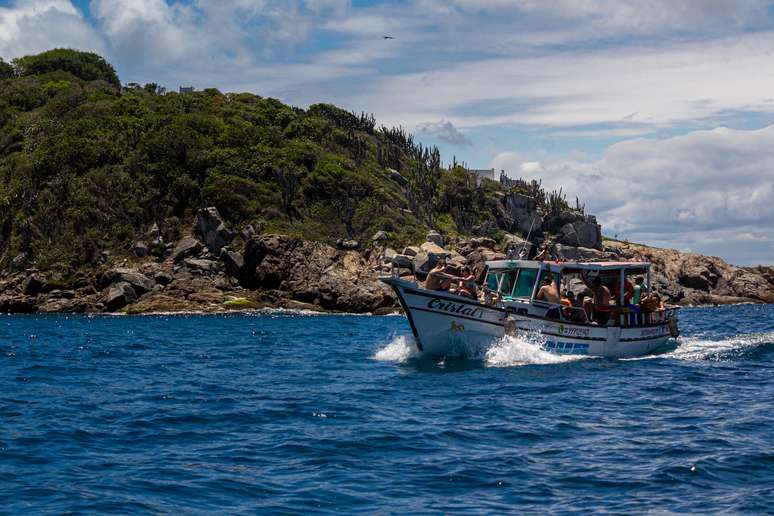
<box><xmin>541</xmin><ymin>341</ymin><xmax>590</xmax><ymax>355</ymax></box>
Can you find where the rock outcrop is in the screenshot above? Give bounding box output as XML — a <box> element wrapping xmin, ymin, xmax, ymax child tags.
<box><xmin>0</xmin><ymin>224</ymin><xmax>771</xmax><ymax>314</ymax></box>
<box><xmin>197</xmin><ymin>207</ymin><xmax>233</xmax><ymax>254</ymax></box>
<box><xmin>604</xmin><ymin>241</ymin><xmax>774</xmax><ymax>305</ymax></box>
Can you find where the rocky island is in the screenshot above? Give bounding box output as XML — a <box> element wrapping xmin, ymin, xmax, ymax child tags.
<box><xmin>0</xmin><ymin>49</ymin><xmax>772</xmax><ymax>314</ymax></box>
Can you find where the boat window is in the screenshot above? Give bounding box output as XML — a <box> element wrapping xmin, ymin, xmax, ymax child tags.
<box><xmin>486</xmin><ymin>272</ymin><xmax>499</xmax><ymax>291</ymax></box>
<box><xmin>513</xmin><ymin>268</ymin><xmax>537</xmax><ymax>298</ymax></box>
<box><xmin>499</xmin><ymin>271</ymin><xmax>517</xmax><ymax>296</ymax></box>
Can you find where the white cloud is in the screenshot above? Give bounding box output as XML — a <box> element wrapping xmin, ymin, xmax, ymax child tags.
<box><xmin>0</xmin><ymin>0</ymin><xmax>105</xmax><ymax>59</ymax></box>
<box><xmin>352</xmin><ymin>30</ymin><xmax>774</xmax><ymax>130</ymax></box>
<box><xmin>416</xmin><ymin>119</ymin><xmax>471</xmax><ymax>146</ymax></box>
<box><xmin>493</xmin><ymin>125</ymin><xmax>774</xmax><ymax>265</ymax></box>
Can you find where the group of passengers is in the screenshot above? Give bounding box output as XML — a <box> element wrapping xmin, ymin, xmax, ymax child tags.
<box><xmin>535</xmin><ymin>272</ymin><xmax>664</xmax><ymax>325</ymax></box>
<box><xmin>424</xmin><ymin>259</ymin><xmax>478</xmax><ymax>299</ymax></box>
<box><xmin>422</xmin><ymin>256</ymin><xmax>665</xmax><ymax>325</ymax></box>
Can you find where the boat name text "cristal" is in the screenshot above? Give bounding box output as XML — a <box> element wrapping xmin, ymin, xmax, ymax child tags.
<box><xmin>427</xmin><ymin>298</ymin><xmax>484</xmax><ymax>319</ymax></box>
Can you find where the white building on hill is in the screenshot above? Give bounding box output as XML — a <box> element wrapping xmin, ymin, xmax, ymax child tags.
<box><xmin>469</xmin><ymin>168</ymin><xmax>496</xmax><ymax>183</ymax></box>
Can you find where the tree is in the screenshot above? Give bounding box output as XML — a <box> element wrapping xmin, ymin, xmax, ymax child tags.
<box><xmin>0</xmin><ymin>58</ymin><xmax>14</xmax><ymax>79</ymax></box>
<box><xmin>273</xmin><ymin>162</ymin><xmax>303</xmax><ymax>222</ymax></box>
<box><xmin>302</xmin><ymin>161</ymin><xmax>373</xmax><ymax>237</ymax></box>
<box><xmin>12</xmin><ymin>49</ymin><xmax>119</xmax><ymax>86</ymax></box>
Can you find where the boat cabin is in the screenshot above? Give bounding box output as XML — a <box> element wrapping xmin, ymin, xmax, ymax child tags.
<box><xmin>484</xmin><ymin>260</ymin><xmax>665</xmax><ymax>327</ymax></box>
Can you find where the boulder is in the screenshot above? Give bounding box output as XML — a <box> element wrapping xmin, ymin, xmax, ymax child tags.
<box><xmin>382</xmin><ymin>248</ymin><xmax>397</xmax><ymax>262</ymax></box>
<box><xmin>220</xmin><ymin>249</ymin><xmax>244</xmax><ymax>279</ymax></box>
<box><xmin>557</xmin><ymin>219</ymin><xmax>602</xmax><ymax>249</ymax></box>
<box><xmin>469</xmin><ymin>237</ymin><xmax>496</xmax><ymax>250</ymax></box>
<box><xmin>555</xmin><ymin>244</ymin><xmax>607</xmax><ymax>261</ymax></box>
<box><xmin>240</xmin><ymin>224</ymin><xmax>256</xmax><ymax>242</ymax></box>
<box><xmin>197</xmin><ymin>207</ymin><xmax>233</xmax><ymax>253</ymax></box>
<box><xmin>171</xmin><ymin>237</ymin><xmax>203</xmax><ymax>263</ymax></box>
<box><xmin>391</xmin><ymin>254</ymin><xmax>414</xmax><ymax>270</ymax></box>
<box><xmin>503</xmin><ymin>193</ymin><xmax>543</xmax><ymax>234</ymax></box>
<box><xmin>184</xmin><ymin>258</ymin><xmax>218</xmax><ymax>274</ymax></box>
<box><xmin>104</xmin><ymin>282</ymin><xmax>137</xmax><ymax>311</ymax></box>
<box><xmin>371</xmin><ymin>231</ymin><xmax>388</xmax><ymax>243</ymax></box>
<box><xmin>420</xmin><ymin>241</ymin><xmax>451</xmax><ymax>257</ymax></box>
<box><xmin>402</xmin><ymin>246</ymin><xmax>420</xmax><ymax>257</ymax></box>
<box><xmin>426</xmin><ymin>230</ymin><xmax>444</xmax><ymax>247</ymax></box>
<box><xmin>22</xmin><ymin>274</ymin><xmax>52</xmax><ymax>296</ymax></box>
<box><xmin>99</xmin><ymin>268</ymin><xmax>155</xmax><ymax>294</ymax></box>
<box><xmin>133</xmin><ymin>241</ymin><xmax>149</xmax><ymax>258</ymax></box>
<box><xmin>337</xmin><ymin>239</ymin><xmax>359</xmax><ymax>250</ymax></box>
<box><xmin>154</xmin><ymin>271</ymin><xmax>173</xmax><ymax>286</ymax></box>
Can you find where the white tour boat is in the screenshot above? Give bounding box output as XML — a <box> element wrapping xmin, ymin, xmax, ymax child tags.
<box><xmin>381</xmin><ymin>259</ymin><xmax>679</xmax><ymax>359</ymax></box>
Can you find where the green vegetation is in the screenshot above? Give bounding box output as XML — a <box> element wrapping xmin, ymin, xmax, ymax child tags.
<box><xmin>0</xmin><ymin>49</ymin><xmax>561</xmax><ymax>276</ymax></box>
<box><xmin>223</xmin><ymin>298</ymin><xmax>258</xmax><ymax>309</ymax></box>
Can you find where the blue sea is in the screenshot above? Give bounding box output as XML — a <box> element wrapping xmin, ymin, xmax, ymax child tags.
<box><xmin>1</xmin><ymin>304</ymin><xmax>773</xmax><ymax>514</ymax></box>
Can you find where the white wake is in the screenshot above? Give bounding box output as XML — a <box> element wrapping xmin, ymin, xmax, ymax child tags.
<box><xmin>663</xmin><ymin>331</ymin><xmax>774</xmax><ymax>361</ymax></box>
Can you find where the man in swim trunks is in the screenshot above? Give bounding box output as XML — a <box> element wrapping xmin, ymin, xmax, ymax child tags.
<box><xmin>582</xmin><ymin>273</ymin><xmax>612</xmax><ymax>325</ymax></box>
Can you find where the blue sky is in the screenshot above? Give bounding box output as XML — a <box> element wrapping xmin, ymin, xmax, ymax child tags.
<box><xmin>2</xmin><ymin>0</ymin><xmax>774</xmax><ymax>265</ymax></box>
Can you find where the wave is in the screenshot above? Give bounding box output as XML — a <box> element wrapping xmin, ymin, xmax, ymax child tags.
<box><xmin>664</xmin><ymin>331</ymin><xmax>774</xmax><ymax>361</ymax></box>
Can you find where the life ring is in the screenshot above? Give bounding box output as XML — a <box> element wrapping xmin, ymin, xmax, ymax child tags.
<box><xmin>668</xmin><ymin>315</ymin><xmax>680</xmax><ymax>338</ymax></box>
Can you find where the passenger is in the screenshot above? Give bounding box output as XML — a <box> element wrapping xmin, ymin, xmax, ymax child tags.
<box><xmin>612</xmin><ymin>278</ymin><xmax>634</xmax><ymax>305</ymax></box>
<box><xmin>632</xmin><ymin>277</ymin><xmax>645</xmax><ymax>305</ymax></box>
<box><xmin>456</xmin><ymin>266</ymin><xmax>478</xmax><ymax>299</ymax></box>
<box><xmin>479</xmin><ymin>286</ymin><xmax>500</xmax><ymax>306</ymax></box>
<box><xmin>536</xmin><ymin>274</ymin><xmax>561</xmax><ymax>304</ymax></box>
<box><xmin>561</xmin><ymin>291</ymin><xmax>574</xmax><ymax>319</ymax></box>
<box><xmin>424</xmin><ymin>260</ymin><xmax>456</xmax><ymax>291</ymax></box>
<box><xmin>582</xmin><ymin>273</ymin><xmax>611</xmax><ymax>325</ymax></box>
<box><xmin>640</xmin><ymin>291</ymin><xmax>664</xmax><ymax>323</ymax></box>
<box><xmin>629</xmin><ymin>277</ymin><xmax>646</xmax><ymax>325</ymax></box>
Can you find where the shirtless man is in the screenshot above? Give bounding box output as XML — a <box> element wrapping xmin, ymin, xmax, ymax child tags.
<box><xmin>535</xmin><ymin>274</ymin><xmax>561</xmax><ymax>304</ymax></box>
<box><xmin>582</xmin><ymin>273</ymin><xmax>611</xmax><ymax>325</ymax></box>
<box><xmin>455</xmin><ymin>266</ymin><xmax>478</xmax><ymax>299</ymax></box>
<box><xmin>424</xmin><ymin>260</ymin><xmax>456</xmax><ymax>291</ymax></box>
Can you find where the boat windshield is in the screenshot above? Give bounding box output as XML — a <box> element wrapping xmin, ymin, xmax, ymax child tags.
<box><xmin>487</xmin><ymin>267</ymin><xmax>539</xmax><ymax>299</ymax></box>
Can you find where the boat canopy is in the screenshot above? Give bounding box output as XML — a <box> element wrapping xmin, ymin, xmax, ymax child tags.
<box><xmin>486</xmin><ymin>259</ymin><xmax>650</xmax><ymax>274</ymax></box>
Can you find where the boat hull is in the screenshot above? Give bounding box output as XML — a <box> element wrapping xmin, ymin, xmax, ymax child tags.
<box><xmin>384</xmin><ymin>277</ymin><xmax>674</xmax><ymax>359</ymax></box>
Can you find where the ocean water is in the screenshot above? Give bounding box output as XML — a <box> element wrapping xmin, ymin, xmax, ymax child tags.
<box><xmin>1</xmin><ymin>305</ymin><xmax>773</xmax><ymax>514</ymax></box>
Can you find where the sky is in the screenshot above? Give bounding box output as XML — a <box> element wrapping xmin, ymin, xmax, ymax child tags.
<box><xmin>1</xmin><ymin>0</ymin><xmax>774</xmax><ymax>265</ymax></box>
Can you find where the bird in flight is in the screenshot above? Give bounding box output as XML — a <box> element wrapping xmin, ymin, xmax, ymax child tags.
<box><xmin>383</xmin><ymin>35</ymin><xmax>395</xmax><ymax>39</ymax></box>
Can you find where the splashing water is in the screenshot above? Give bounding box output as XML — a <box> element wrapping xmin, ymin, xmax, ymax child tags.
<box><xmin>665</xmin><ymin>331</ymin><xmax>774</xmax><ymax>361</ymax></box>
<box><xmin>373</xmin><ymin>331</ymin><xmax>588</xmax><ymax>367</ymax></box>
<box><xmin>484</xmin><ymin>334</ymin><xmax>588</xmax><ymax>367</ymax></box>
<box><xmin>373</xmin><ymin>335</ymin><xmax>419</xmax><ymax>362</ymax></box>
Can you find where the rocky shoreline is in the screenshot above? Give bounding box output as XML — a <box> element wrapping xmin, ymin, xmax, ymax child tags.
<box><xmin>1</xmin><ymin>208</ymin><xmax>772</xmax><ymax>315</ymax></box>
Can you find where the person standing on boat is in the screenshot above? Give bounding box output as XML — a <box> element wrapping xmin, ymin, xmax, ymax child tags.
<box><xmin>581</xmin><ymin>273</ymin><xmax>612</xmax><ymax>325</ymax></box>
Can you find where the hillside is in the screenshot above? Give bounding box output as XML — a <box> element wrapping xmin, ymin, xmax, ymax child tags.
<box><xmin>0</xmin><ymin>49</ymin><xmax>771</xmax><ymax>314</ymax></box>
